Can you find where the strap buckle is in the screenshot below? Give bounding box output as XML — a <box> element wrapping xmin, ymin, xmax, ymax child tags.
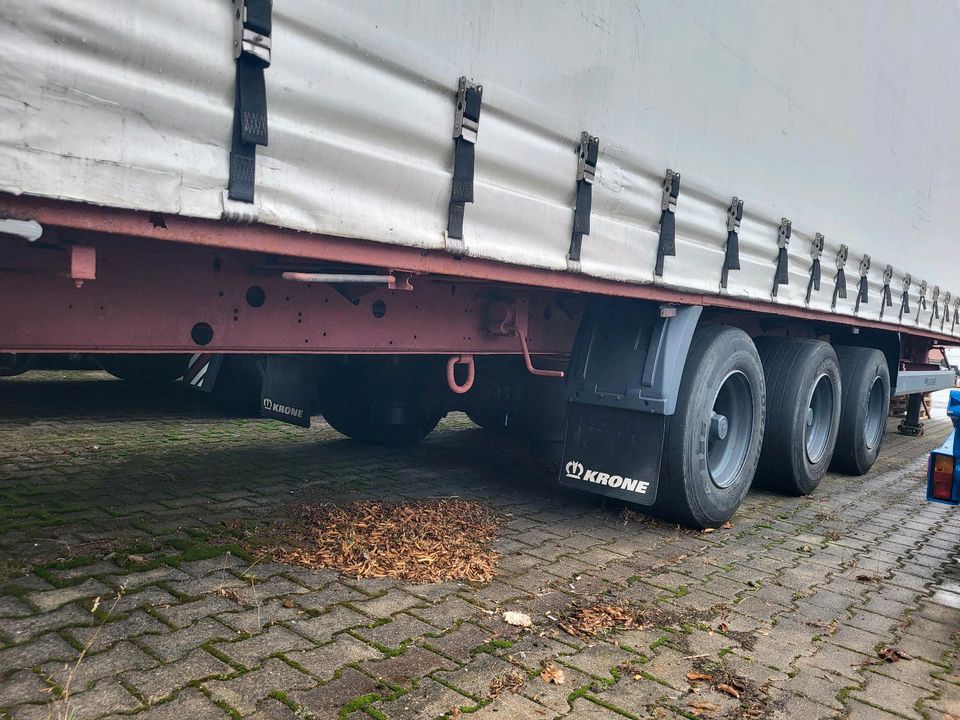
<box><xmin>576</xmin><ymin>132</ymin><xmax>598</xmax><ymax>184</ymax></box>
<box><xmin>453</xmin><ymin>77</ymin><xmax>482</xmax><ymax>144</ymax></box>
<box><xmin>233</xmin><ymin>0</ymin><xmax>272</xmax><ymax>66</ymax></box>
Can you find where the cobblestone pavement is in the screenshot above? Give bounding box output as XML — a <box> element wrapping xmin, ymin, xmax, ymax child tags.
<box><xmin>0</xmin><ymin>371</ymin><xmax>958</xmax><ymax>720</ymax></box>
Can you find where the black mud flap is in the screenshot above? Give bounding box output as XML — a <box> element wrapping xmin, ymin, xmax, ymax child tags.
<box><xmin>559</xmin><ymin>404</ymin><xmax>665</xmax><ymax>505</ymax></box>
<box><xmin>183</xmin><ymin>353</ymin><xmax>224</xmax><ymax>392</ymax></box>
<box><xmin>260</xmin><ymin>355</ymin><xmax>316</xmax><ymax>428</ymax></box>
<box><xmin>558</xmin><ymin>299</ymin><xmax>701</xmax><ymax>504</ymax></box>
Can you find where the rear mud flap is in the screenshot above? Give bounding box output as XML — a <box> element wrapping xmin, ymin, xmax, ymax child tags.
<box><xmin>260</xmin><ymin>355</ymin><xmax>316</xmax><ymax>428</ymax></box>
<box><xmin>183</xmin><ymin>353</ymin><xmax>224</xmax><ymax>392</ymax></box>
<box><xmin>559</xmin><ymin>403</ymin><xmax>665</xmax><ymax>505</ymax></box>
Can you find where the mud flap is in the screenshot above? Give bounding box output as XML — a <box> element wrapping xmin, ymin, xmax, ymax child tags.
<box><xmin>559</xmin><ymin>404</ymin><xmax>665</xmax><ymax>505</ymax></box>
<box><xmin>558</xmin><ymin>300</ymin><xmax>701</xmax><ymax>503</ymax></box>
<box><xmin>183</xmin><ymin>353</ymin><xmax>224</xmax><ymax>392</ymax></box>
<box><xmin>260</xmin><ymin>355</ymin><xmax>316</xmax><ymax>428</ymax></box>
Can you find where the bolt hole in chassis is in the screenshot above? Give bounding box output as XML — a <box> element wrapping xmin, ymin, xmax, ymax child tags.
<box><xmin>3</xmin><ymin>2</ymin><xmax>960</xmax><ymax>528</ymax></box>
<box><xmin>1</xmin><ymin>203</ymin><xmax>958</xmax><ymax>529</ymax></box>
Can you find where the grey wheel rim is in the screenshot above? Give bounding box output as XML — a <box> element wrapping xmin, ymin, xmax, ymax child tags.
<box><xmin>864</xmin><ymin>376</ymin><xmax>885</xmax><ymax>450</ymax></box>
<box><xmin>804</xmin><ymin>373</ymin><xmax>835</xmax><ymax>464</ymax></box>
<box><xmin>707</xmin><ymin>370</ymin><xmax>754</xmax><ymax>489</ymax></box>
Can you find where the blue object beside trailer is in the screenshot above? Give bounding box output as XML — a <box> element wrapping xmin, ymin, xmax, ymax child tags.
<box><xmin>927</xmin><ymin>389</ymin><xmax>960</xmax><ymax>505</ymax></box>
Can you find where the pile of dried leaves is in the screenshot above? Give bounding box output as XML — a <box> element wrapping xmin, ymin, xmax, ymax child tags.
<box><xmin>558</xmin><ymin>603</ymin><xmax>643</xmax><ymax>638</ymax></box>
<box><xmin>274</xmin><ymin>499</ymin><xmax>500</xmax><ymax>584</ymax></box>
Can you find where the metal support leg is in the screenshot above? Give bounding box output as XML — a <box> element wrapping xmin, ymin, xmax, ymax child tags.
<box><xmin>898</xmin><ymin>392</ymin><xmax>925</xmax><ymax>436</ymax></box>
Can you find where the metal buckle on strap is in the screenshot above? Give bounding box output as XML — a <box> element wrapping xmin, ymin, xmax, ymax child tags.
<box><xmin>233</xmin><ymin>1</ymin><xmax>272</xmax><ymax>65</ymax></box>
<box><xmin>661</xmin><ymin>169</ymin><xmax>679</xmax><ymax>213</ymax></box>
<box><xmin>453</xmin><ymin>77</ymin><xmax>482</xmax><ymax>144</ymax></box>
<box><xmin>576</xmin><ymin>132</ymin><xmax>598</xmax><ymax>184</ymax></box>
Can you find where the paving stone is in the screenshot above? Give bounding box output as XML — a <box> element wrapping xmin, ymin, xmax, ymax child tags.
<box><xmin>851</xmin><ymin>674</ymin><xmax>929</xmax><ymax>720</ymax></box>
<box><xmin>351</xmin><ymin>612</ymin><xmax>436</xmax><ymax>650</ymax></box>
<box><xmin>67</xmin><ymin>609</ymin><xmax>169</xmax><ymax>653</ymax></box>
<box><xmin>285</xmin><ymin>605</ymin><xmax>368</xmax><ymax>644</ymax></box>
<box><xmin>204</xmin><ymin>657</ymin><xmax>315</xmax><ymax>715</ymax></box>
<box><xmin>293</xmin><ymin>583</ymin><xmax>368</xmax><ymax>611</ymax></box>
<box><xmin>215</xmin><ymin>625</ymin><xmax>315</xmax><ymax>669</ymax></box>
<box><xmin>373</xmin><ymin>677</ymin><xmax>470</xmax><ymax>719</ymax></box>
<box><xmin>0</xmin><ymin>603</ymin><xmax>95</xmax><ymax>642</ymax></box>
<box><xmin>284</xmin><ymin>635</ymin><xmax>382</xmax><ymax>680</ymax></box>
<box><xmin>423</xmin><ymin>621</ymin><xmax>491</xmax><ymax>663</ymax></box>
<box><xmin>155</xmin><ymin>596</ymin><xmax>243</xmax><ymax>629</ymax></box>
<box><xmin>349</xmin><ymin>589</ymin><xmax>427</xmax><ymax>618</ymax></box>
<box><xmin>362</xmin><ymin>645</ymin><xmax>455</xmax><ymax>688</ymax></box>
<box><xmin>216</xmin><ymin>597</ymin><xmax>306</xmax><ymax>635</ymax></box>
<box><xmin>123</xmin><ymin>647</ymin><xmax>234</xmax><ymax>704</ymax></box>
<box><xmin>117</xmin><ymin>686</ymin><xmax>231</xmax><ymax>720</ymax></box>
<box><xmin>25</xmin><ymin>578</ymin><xmax>113</xmax><ymax>613</ymax></box>
<box><xmin>293</xmin><ymin>667</ymin><xmax>387</xmax><ymax>718</ymax></box>
<box><xmin>42</xmin><ymin>640</ymin><xmax>158</xmax><ymax>692</ymax></box>
<box><xmin>137</xmin><ymin>617</ymin><xmax>240</xmax><ymax>662</ymax></box>
<box><xmin>0</xmin><ymin>669</ymin><xmax>51</xmax><ymax>706</ymax></box>
<box><xmin>0</xmin><ymin>632</ymin><xmax>79</xmax><ymax>670</ymax></box>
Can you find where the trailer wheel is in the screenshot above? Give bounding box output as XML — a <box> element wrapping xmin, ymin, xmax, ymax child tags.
<box><xmin>95</xmin><ymin>354</ymin><xmax>187</xmax><ymax>384</ymax></box>
<box><xmin>830</xmin><ymin>346</ymin><xmax>890</xmax><ymax>475</ymax></box>
<box><xmin>653</xmin><ymin>325</ymin><xmax>765</xmax><ymax>527</ymax></box>
<box><xmin>212</xmin><ymin>355</ymin><xmax>266</xmax><ymax>416</ymax></box>
<box><xmin>753</xmin><ymin>338</ymin><xmax>841</xmax><ymax>494</ymax></box>
<box><xmin>322</xmin><ymin>399</ymin><xmax>443</xmax><ymax>447</ymax></box>
<box><xmin>0</xmin><ymin>353</ymin><xmax>34</xmax><ymax>377</ymax></box>
<box><xmin>318</xmin><ymin>358</ymin><xmax>444</xmax><ymax>447</ymax></box>
<box><xmin>466</xmin><ymin>409</ymin><xmax>509</xmax><ymax>432</ymax></box>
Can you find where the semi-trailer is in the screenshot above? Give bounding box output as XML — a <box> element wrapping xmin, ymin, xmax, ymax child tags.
<box><xmin>1</xmin><ymin>1</ymin><xmax>958</xmax><ymax>527</ymax></box>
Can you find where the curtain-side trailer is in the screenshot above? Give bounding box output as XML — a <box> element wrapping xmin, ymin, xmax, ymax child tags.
<box><xmin>1</xmin><ymin>0</ymin><xmax>958</xmax><ymax>526</ymax></box>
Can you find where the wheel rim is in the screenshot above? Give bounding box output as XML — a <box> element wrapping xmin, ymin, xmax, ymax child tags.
<box><xmin>864</xmin><ymin>376</ymin><xmax>885</xmax><ymax>450</ymax></box>
<box><xmin>804</xmin><ymin>373</ymin><xmax>835</xmax><ymax>464</ymax></box>
<box><xmin>707</xmin><ymin>370</ymin><xmax>754</xmax><ymax>489</ymax></box>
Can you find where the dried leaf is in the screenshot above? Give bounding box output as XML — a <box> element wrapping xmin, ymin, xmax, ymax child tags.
<box><xmin>503</xmin><ymin>611</ymin><xmax>532</xmax><ymax>628</ymax></box>
<box><xmin>274</xmin><ymin>500</ymin><xmax>500</xmax><ymax>584</ymax></box>
<box><xmin>721</xmin><ymin>521</ymin><xmax>734</xmax><ymax>529</ymax></box>
<box><xmin>717</xmin><ymin>622</ymin><xmax>729</xmax><ymax>632</ymax></box>
<box><xmin>90</xmin><ymin>596</ymin><xmax>101</xmax><ymax>614</ymax></box>
<box><xmin>856</xmin><ymin>574</ymin><xmax>882</xmax><ymax>584</ymax></box>
<box><xmin>716</xmin><ymin>683</ymin><xmax>741</xmax><ymax>699</ymax></box>
<box><xmin>687</xmin><ymin>699</ymin><xmax>722</xmax><ymax>713</ymax></box>
<box><xmin>540</xmin><ymin>664</ymin><xmax>566</xmax><ymax>685</ymax></box>
<box><xmin>557</xmin><ymin>604</ymin><xmax>642</xmax><ymax>638</ymax></box>
<box><xmin>281</xmin><ymin>597</ymin><xmax>296</xmax><ymax>609</ymax></box>
<box><xmin>215</xmin><ymin>587</ymin><xmax>244</xmax><ymax>604</ymax></box>
<box><xmin>489</xmin><ymin>670</ymin><xmax>525</xmax><ymax>697</ymax></box>
<box><xmin>877</xmin><ymin>646</ymin><xmax>912</xmax><ymax>663</ymax></box>
<box><xmin>449</xmin><ymin>708</ymin><xmax>461</xmax><ymax>719</ymax></box>
<box><xmin>127</xmin><ymin>554</ymin><xmax>147</xmax><ymax>564</ymax></box>
<box><xmin>686</xmin><ymin>671</ymin><xmax>713</xmax><ymax>682</ymax></box>
<box><xmin>702</xmin><ymin>528</ymin><xmax>716</xmax><ymax>534</ymax></box>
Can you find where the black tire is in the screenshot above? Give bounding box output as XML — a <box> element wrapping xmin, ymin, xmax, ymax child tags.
<box><xmin>0</xmin><ymin>353</ymin><xmax>34</xmax><ymax>378</ymax></box>
<box><xmin>652</xmin><ymin>325</ymin><xmax>766</xmax><ymax>528</ymax></box>
<box><xmin>95</xmin><ymin>354</ymin><xmax>187</xmax><ymax>384</ymax></box>
<box><xmin>322</xmin><ymin>398</ymin><xmax>443</xmax><ymax>447</ymax></box>
<box><xmin>753</xmin><ymin>338</ymin><xmax>841</xmax><ymax>495</ymax></box>
<box><xmin>212</xmin><ymin>355</ymin><xmax>266</xmax><ymax>416</ymax></box>
<box><xmin>318</xmin><ymin>358</ymin><xmax>444</xmax><ymax>448</ymax></box>
<box><xmin>830</xmin><ymin>346</ymin><xmax>891</xmax><ymax>475</ymax></box>
<box><xmin>466</xmin><ymin>409</ymin><xmax>509</xmax><ymax>432</ymax></box>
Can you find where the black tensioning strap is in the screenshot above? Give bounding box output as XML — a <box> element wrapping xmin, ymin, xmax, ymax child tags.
<box><xmin>228</xmin><ymin>0</ymin><xmax>272</xmax><ymax>204</ymax></box>
<box><xmin>447</xmin><ymin>79</ymin><xmax>482</xmax><ymax>241</ymax></box>
<box><xmin>655</xmin><ymin>170</ymin><xmax>680</xmax><ymax>277</ymax></box>
<box><xmin>568</xmin><ymin>133</ymin><xmax>599</xmax><ymax>266</ymax></box>
<box><xmin>720</xmin><ymin>197</ymin><xmax>742</xmax><ymax>289</ymax></box>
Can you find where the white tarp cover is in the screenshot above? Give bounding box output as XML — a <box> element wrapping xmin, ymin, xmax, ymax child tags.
<box><xmin>1</xmin><ymin>0</ymin><xmax>958</xmax><ymax>333</ymax></box>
